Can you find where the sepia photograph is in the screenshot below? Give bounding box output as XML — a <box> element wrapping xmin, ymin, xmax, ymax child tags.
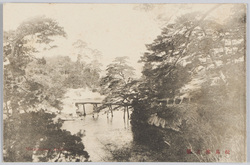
<box><xmin>2</xmin><ymin>3</ymin><xmax>247</xmax><ymax>162</ymax></box>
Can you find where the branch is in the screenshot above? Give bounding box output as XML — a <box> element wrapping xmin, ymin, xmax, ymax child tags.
<box><xmin>163</xmin><ymin>4</ymin><xmax>223</xmax><ymax>78</ymax></box>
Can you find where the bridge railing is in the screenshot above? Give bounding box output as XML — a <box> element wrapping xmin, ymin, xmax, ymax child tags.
<box><xmin>74</xmin><ymin>102</ymin><xmax>132</xmax><ymax>118</ymax></box>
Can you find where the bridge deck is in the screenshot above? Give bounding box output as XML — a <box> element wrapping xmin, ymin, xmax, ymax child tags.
<box><xmin>75</xmin><ymin>102</ymin><xmax>131</xmax><ymax>106</ymax></box>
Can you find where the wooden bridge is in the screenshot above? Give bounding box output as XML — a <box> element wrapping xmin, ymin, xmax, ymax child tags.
<box><xmin>74</xmin><ymin>96</ymin><xmax>191</xmax><ymax>118</ymax></box>
<box><xmin>75</xmin><ymin>102</ymin><xmax>131</xmax><ymax>118</ymax></box>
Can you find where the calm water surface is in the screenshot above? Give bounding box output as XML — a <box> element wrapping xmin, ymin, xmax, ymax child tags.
<box><xmin>62</xmin><ymin>110</ymin><xmax>133</xmax><ymax>161</ymax></box>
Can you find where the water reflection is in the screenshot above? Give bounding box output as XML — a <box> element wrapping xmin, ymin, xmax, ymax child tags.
<box><xmin>62</xmin><ymin>110</ymin><xmax>133</xmax><ymax>162</ymax></box>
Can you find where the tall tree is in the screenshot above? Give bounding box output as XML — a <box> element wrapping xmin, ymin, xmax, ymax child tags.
<box><xmin>3</xmin><ymin>16</ymin><xmax>66</xmax><ymax>116</ymax></box>
<box><xmin>100</xmin><ymin>56</ymin><xmax>137</xmax><ymax>106</ymax></box>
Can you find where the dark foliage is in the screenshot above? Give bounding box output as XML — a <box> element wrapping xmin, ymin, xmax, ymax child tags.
<box><xmin>4</xmin><ymin>110</ymin><xmax>89</xmax><ymax>162</ymax></box>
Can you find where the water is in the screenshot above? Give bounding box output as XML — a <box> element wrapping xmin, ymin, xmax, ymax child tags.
<box><xmin>61</xmin><ymin>110</ymin><xmax>133</xmax><ymax>162</ymax></box>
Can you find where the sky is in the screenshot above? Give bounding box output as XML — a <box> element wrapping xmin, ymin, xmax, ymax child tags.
<box><xmin>3</xmin><ymin>3</ymin><xmax>234</xmax><ymax>77</ymax></box>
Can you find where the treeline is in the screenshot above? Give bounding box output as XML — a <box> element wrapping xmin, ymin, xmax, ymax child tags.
<box><xmin>25</xmin><ymin>55</ymin><xmax>101</xmax><ymax>109</ymax></box>
<box><xmin>3</xmin><ymin>16</ymin><xmax>94</xmax><ymax>162</ymax></box>
<box><xmin>4</xmin><ymin>21</ymin><xmax>101</xmax><ymax>115</ymax></box>
<box><xmin>131</xmin><ymin>4</ymin><xmax>246</xmax><ymax>162</ymax></box>
<box><xmin>99</xmin><ymin>4</ymin><xmax>246</xmax><ymax>162</ymax></box>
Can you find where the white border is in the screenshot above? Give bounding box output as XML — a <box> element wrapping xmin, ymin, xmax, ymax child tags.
<box><xmin>0</xmin><ymin>1</ymin><xmax>249</xmax><ymax>165</ymax></box>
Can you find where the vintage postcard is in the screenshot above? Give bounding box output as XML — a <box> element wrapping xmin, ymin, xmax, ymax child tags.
<box><xmin>3</xmin><ymin>3</ymin><xmax>246</xmax><ymax>162</ymax></box>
